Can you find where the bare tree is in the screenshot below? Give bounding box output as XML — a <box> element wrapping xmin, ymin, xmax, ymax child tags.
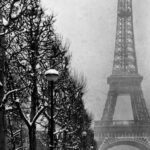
<box><xmin>0</xmin><ymin>0</ymin><xmax>28</xmax><ymax>149</ymax></box>
<box><xmin>2</xmin><ymin>1</ymin><xmax>96</xmax><ymax>150</ymax></box>
<box><xmin>5</xmin><ymin>0</ymin><xmax>68</xmax><ymax>150</ymax></box>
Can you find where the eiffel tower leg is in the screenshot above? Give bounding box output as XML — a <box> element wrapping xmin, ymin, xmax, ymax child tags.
<box><xmin>130</xmin><ymin>92</ymin><xmax>138</xmax><ymax>120</ymax></box>
<box><xmin>101</xmin><ymin>91</ymin><xmax>117</xmax><ymax>121</ymax></box>
<box><xmin>130</xmin><ymin>89</ymin><xmax>150</xmax><ymax>121</ymax></box>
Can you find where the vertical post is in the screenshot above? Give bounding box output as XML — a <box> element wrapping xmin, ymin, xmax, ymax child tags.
<box><xmin>0</xmin><ymin>106</ymin><xmax>5</xmax><ymax>150</ymax></box>
<box><xmin>62</xmin><ymin>130</ymin><xmax>66</xmax><ymax>150</ymax></box>
<box><xmin>82</xmin><ymin>131</ymin><xmax>87</xmax><ymax>150</ymax></box>
<box><xmin>48</xmin><ymin>81</ymin><xmax>54</xmax><ymax>150</ymax></box>
<box><xmin>82</xmin><ymin>136</ymin><xmax>85</xmax><ymax>150</ymax></box>
<box><xmin>20</xmin><ymin>124</ymin><xmax>23</xmax><ymax>149</ymax></box>
<box><xmin>45</xmin><ymin>69</ymin><xmax>59</xmax><ymax>150</ymax></box>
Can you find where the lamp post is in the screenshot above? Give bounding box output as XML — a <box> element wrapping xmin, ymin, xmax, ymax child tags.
<box><xmin>62</xmin><ymin>129</ymin><xmax>67</xmax><ymax>150</ymax></box>
<box><xmin>45</xmin><ymin>69</ymin><xmax>59</xmax><ymax>150</ymax></box>
<box><xmin>82</xmin><ymin>131</ymin><xmax>87</xmax><ymax>150</ymax></box>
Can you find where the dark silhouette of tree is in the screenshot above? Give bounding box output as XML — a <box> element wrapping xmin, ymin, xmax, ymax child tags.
<box><xmin>1</xmin><ymin>1</ymin><xmax>97</xmax><ymax>150</ymax></box>
<box><xmin>0</xmin><ymin>0</ymin><xmax>29</xmax><ymax>149</ymax></box>
<box><xmin>4</xmin><ymin>0</ymin><xmax>68</xmax><ymax>149</ymax></box>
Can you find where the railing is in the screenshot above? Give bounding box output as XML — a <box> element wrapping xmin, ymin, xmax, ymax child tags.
<box><xmin>94</xmin><ymin>120</ymin><xmax>150</xmax><ymax>127</ymax></box>
<box><xmin>94</xmin><ymin>120</ymin><xmax>150</xmax><ymax>138</ymax></box>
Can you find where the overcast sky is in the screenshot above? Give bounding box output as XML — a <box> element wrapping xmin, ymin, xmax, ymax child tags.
<box><xmin>41</xmin><ymin>0</ymin><xmax>150</xmax><ymax>123</ymax></box>
<box><xmin>40</xmin><ymin>0</ymin><xmax>150</xmax><ymax>149</ymax></box>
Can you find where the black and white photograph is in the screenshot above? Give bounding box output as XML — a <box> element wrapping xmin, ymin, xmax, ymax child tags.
<box><xmin>0</xmin><ymin>0</ymin><xmax>150</xmax><ymax>150</ymax></box>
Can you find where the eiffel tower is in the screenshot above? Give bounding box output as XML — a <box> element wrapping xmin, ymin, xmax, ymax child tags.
<box><xmin>94</xmin><ymin>0</ymin><xmax>150</xmax><ymax>150</ymax></box>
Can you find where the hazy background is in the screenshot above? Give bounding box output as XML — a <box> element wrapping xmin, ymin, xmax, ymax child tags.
<box><xmin>40</xmin><ymin>0</ymin><xmax>150</xmax><ymax>149</ymax></box>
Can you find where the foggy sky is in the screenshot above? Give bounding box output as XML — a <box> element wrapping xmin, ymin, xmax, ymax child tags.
<box><xmin>41</xmin><ymin>0</ymin><xmax>150</xmax><ymax>149</ymax></box>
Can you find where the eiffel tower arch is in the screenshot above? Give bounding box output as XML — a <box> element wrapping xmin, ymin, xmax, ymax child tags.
<box><xmin>94</xmin><ymin>0</ymin><xmax>150</xmax><ymax>150</ymax></box>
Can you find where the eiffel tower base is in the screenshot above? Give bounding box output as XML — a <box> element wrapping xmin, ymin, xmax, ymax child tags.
<box><xmin>96</xmin><ymin>137</ymin><xmax>150</xmax><ymax>150</ymax></box>
<box><xmin>94</xmin><ymin>121</ymin><xmax>150</xmax><ymax>150</ymax></box>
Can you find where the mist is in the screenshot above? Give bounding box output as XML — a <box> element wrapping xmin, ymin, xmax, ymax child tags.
<box><xmin>41</xmin><ymin>0</ymin><xmax>150</xmax><ymax>149</ymax></box>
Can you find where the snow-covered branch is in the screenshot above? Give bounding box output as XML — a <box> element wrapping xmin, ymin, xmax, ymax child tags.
<box><xmin>31</xmin><ymin>106</ymin><xmax>47</xmax><ymax>126</ymax></box>
<box><xmin>7</xmin><ymin>129</ymin><xmax>21</xmax><ymax>138</ymax></box>
<box><xmin>2</xmin><ymin>89</ymin><xmax>20</xmax><ymax>104</ymax></box>
<box><xmin>15</xmin><ymin>146</ymin><xmax>24</xmax><ymax>150</ymax></box>
<box><xmin>5</xmin><ymin>0</ymin><xmax>25</xmax><ymax>25</ymax></box>
<box><xmin>66</xmin><ymin>129</ymin><xmax>78</xmax><ymax>135</ymax></box>
<box><xmin>0</xmin><ymin>88</ymin><xmax>25</xmax><ymax>109</ymax></box>
<box><xmin>54</xmin><ymin>127</ymin><xmax>67</xmax><ymax>135</ymax></box>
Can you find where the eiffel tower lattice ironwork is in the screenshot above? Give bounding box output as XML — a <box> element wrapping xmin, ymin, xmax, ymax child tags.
<box><xmin>94</xmin><ymin>0</ymin><xmax>150</xmax><ymax>150</ymax></box>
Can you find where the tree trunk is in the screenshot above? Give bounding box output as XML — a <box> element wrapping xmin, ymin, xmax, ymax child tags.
<box><xmin>29</xmin><ymin>75</ymin><xmax>38</xmax><ymax>150</ymax></box>
<box><xmin>29</xmin><ymin>125</ymin><xmax>36</xmax><ymax>150</ymax></box>
<box><xmin>0</xmin><ymin>107</ymin><xmax>5</xmax><ymax>150</ymax></box>
<box><xmin>0</xmin><ymin>8</ymin><xmax>6</xmax><ymax>149</ymax></box>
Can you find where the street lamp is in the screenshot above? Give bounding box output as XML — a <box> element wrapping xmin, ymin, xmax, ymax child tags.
<box><xmin>82</xmin><ymin>131</ymin><xmax>87</xmax><ymax>150</ymax></box>
<box><xmin>45</xmin><ymin>69</ymin><xmax>59</xmax><ymax>150</ymax></box>
<box><xmin>90</xmin><ymin>146</ymin><xmax>94</xmax><ymax>150</ymax></box>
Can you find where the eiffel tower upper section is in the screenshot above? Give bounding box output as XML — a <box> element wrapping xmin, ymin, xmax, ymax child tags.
<box><xmin>102</xmin><ymin>0</ymin><xmax>150</xmax><ymax>122</ymax></box>
<box><xmin>113</xmin><ymin>0</ymin><xmax>138</xmax><ymax>75</ymax></box>
<box><xmin>107</xmin><ymin>0</ymin><xmax>144</xmax><ymax>95</ymax></box>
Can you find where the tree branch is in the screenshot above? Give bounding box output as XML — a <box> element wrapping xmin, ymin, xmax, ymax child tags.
<box><xmin>31</xmin><ymin>106</ymin><xmax>47</xmax><ymax>126</ymax></box>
